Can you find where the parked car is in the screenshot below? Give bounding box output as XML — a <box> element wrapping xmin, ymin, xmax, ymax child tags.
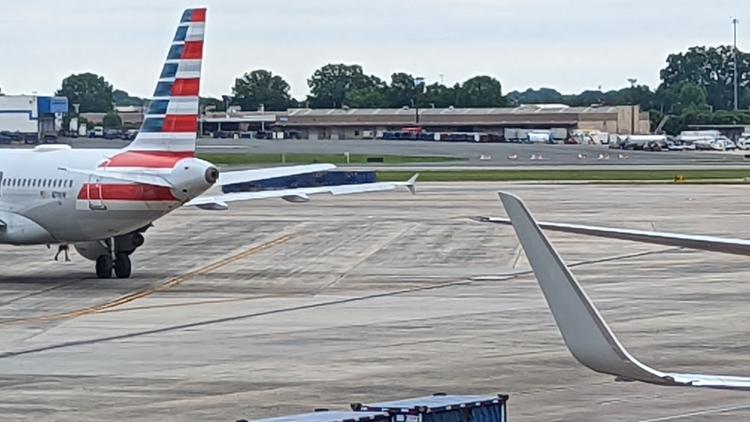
<box><xmin>0</xmin><ymin>131</ymin><xmax>22</xmax><ymax>144</ymax></box>
<box><xmin>255</xmin><ymin>130</ymin><xmax>273</xmax><ymax>139</ymax></box>
<box><xmin>121</xmin><ymin>129</ymin><xmax>138</xmax><ymax>140</ymax></box>
<box><xmin>644</xmin><ymin>139</ymin><xmax>668</xmax><ymax>151</ymax></box>
<box><xmin>212</xmin><ymin>130</ymin><xmax>233</xmax><ymax>139</ymax></box>
<box><xmin>103</xmin><ymin>129</ymin><xmax>123</xmax><ymax>140</ymax></box>
<box><xmin>41</xmin><ymin>133</ymin><xmax>58</xmax><ymax>144</ymax></box>
<box><xmin>88</xmin><ymin>126</ymin><xmax>105</xmax><ymax>138</ymax></box>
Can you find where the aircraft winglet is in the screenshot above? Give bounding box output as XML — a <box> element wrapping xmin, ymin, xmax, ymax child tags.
<box><xmin>401</xmin><ymin>173</ymin><xmax>419</xmax><ymax>195</ymax></box>
<box><xmin>498</xmin><ymin>191</ymin><xmax>750</xmax><ymax>390</ymax></box>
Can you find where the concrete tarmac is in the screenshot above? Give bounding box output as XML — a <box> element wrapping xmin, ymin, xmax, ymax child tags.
<box><xmin>2</xmin><ymin>184</ymin><xmax>750</xmax><ymax>421</ymax></box>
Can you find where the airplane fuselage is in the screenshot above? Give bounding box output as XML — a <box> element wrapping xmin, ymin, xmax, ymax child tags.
<box><xmin>0</xmin><ymin>146</ymin><xmax>216</xmax><ymax>245</ymax></box>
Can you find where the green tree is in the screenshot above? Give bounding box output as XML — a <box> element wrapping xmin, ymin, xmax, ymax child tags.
<box><xmin>56</xmin><ymin>73</ymin><xmax>114</xmax><ymax>113</ymax></box>
<box><xmin>655</xmin><ymin>82</ymin><xmax>709</xmax><ymax>114</ymax></box>
<box><xmin>621</xmin><ymin>85</ymin><xmax>657</xmax><ymax>110</ymax></box>
<box><xmin>307</xmin><ymin>64</ymin><xmax>377</xmax><ymax>108</ymax></box>
<box><xmin>456</xmin><ymin>76</ymin><xmax>507</xmax><ymax>107</ymax></box>
<box><xmin>385</xmin><ymin>72</ymin><xmax>420</xmax><ymax>107</ymax></box>
<box><xmin>113</xmin><ymin>89</ymin><xmax>144</xmax><ymax>107</ymax></box>
<box><xmin>421</xmin><ymin>83</ymin><xmax>459</xmax><ymax>108</ymax></box>
<box><xmin>232</xmin><ymin>70</ymin><xmax>292</xmax><ymax>111</ymax></box>
<box><xmin>200</xmin><ymin>96</ymin><xmax>226</xmax><ymax>112</ymax></box>
<box><xmin>344</xmin><ymin>86</ymin><xmax>388</xmax><ymax>108</ymax></box>
<box><xmin>507</xmin><ymin>88</ymin><xmax>564</xmax><ymax>105</ymax></box>
<box><xmin>102</xmin><ymin>111</ymin><xmax>122</xmax><ymax>129</ymax></box>
<box><xmin>660</xmin><ymin>46</ymin><xmax>750</xmax><ymax>110</ymax></box>
<box><xmin>565</xmin><ymin>90</ymin><xmax>605</xmax><ymax>106</ymax></box>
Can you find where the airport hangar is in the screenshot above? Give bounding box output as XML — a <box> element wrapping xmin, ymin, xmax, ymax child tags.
<box><xmin>199</xmin><ymin>104</ymin><xmax>651</xmax><ymax>140</ymax></box>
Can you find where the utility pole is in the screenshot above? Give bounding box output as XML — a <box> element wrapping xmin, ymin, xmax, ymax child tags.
<box><xmin>733</xmin><ymin>17</ymin><xmax>739</xmax><ymax>111</ymax></box>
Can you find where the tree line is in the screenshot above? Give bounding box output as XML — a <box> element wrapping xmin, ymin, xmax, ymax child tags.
<box><xmin>49</xmin><ymin>44</ymin><xmax>750</xmax><ymax>133</ymax></box>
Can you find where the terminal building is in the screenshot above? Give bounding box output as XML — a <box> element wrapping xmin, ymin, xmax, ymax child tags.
<box><xmin>274</xmin><ymin>104</ymin><xmax>650</xmax><ymax>140</ymax></box>
<box><xmin>3</xmin><ymin>101</ymin><xmax>650</xmax><ymax>141</ymax></box>
<box><xmin>195</xmin><ymin>104</ymin><xmax>650</xmax><ymax>140</ymax></box>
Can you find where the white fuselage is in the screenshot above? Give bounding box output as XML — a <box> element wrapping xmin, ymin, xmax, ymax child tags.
<box><xmin>0</xmin><ymin>146</ymin><xmax>215</xmax><ymax>245</ymax></box>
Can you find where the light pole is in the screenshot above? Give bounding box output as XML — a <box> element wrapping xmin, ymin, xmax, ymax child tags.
<box><xmin>627</xmin><ymin>78</ymin><xmax>638</xmax><ymax>89</ymax></box>
<box><xmin>733</xmin><ymin>17</ymin><xmax>739</xmax><ymax>111</ymax></box>
<box><xmin>413</xmin><ymin>77</ymin><xmax>425</xmax><ymax>124</ymax></box>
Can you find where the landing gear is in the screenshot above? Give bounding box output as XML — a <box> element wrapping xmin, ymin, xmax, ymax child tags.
<box><xmin>95</xmin><ymin>255</ymin><xmax>113</xmax><ymax>279</ymax></box>
<box><xmin>82</xmin><ymin>229</ymin><xmax>147</xmax><ymax>279</ymax></box>
<box><xmin>114</xmin><ymin>253</ymin><xmax>132</xmax><ymax>279</ymax></box>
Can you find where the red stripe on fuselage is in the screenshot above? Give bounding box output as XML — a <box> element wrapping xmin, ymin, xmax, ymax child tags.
<box><xmin>104</xmin><ymin>151</ymin><xmax>194</xmax><ymax>169</ymax></box>
<box><xmin>78</xmin><ymin>184</ymin><xmax>177</xmax><ymax>201</ymax></box>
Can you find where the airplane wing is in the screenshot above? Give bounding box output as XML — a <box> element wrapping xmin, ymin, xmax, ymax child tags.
<box><xmin>217</xmin><ymin>164</ymin><xmax>336</xmax><ymax>186</ymax></box>
<box><xmin>473</xmin><ymin>216</ymin><xmax>750</xmax><ymax>256</ymax></box>
<box><xmin>186</xmin><ymin>174</ymin><xmax>419</xmax><ymax>210</ymax></box>
<box><xmin>58</xmin><ymin>167</ymin><xmax>173</xmax><ymax>188</ymax></box>
<box><xmin>498</xmin><ymin>191</ymin><xmax>750</xmax><ymax>391</ymax></box>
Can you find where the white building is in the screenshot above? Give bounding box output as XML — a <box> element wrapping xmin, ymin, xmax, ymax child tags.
<box><xmin>0</xmin><ymin>95</ymin><xmax>69</xmax><ymax>137</ymax></box>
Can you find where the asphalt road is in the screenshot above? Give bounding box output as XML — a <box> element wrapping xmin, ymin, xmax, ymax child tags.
<box><xmin>2</xmin><ymin>184</ymin><xmax>750</xmax><ymax>421</ymax></box>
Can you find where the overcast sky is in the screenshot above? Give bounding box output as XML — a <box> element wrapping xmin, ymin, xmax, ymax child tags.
<box><xmin>0</xmin><ymin>0</ymin><xmax>747</xmax><ymax>99</ymax></box>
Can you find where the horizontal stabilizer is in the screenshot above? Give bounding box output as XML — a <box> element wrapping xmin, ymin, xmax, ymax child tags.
<box><xmin>475</xmin><ymin>216</ymin><xmax>750</xmax><ymax>256</ymax></box>
<box><xmin>58</xmin><ymin>167</ymin><xmax>173</xmax><ymax>188</ymax></box>
<box><xmin>498</xmin><ymin>191</ymin><xmax>750</xmax><ymax>391</ymax></box>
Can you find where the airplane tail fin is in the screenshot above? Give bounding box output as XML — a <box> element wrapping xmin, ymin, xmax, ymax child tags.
<box><xmin>498</xmin><ymin>192</ymin><xmax>669</xmax><ymax>385</ymax></box>
<box><xmin>126</xmin><ymin>8</ymin><xmax>206</xmax><ymax>154</ymax></box>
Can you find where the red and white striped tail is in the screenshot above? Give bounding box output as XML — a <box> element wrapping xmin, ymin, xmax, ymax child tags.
<box><xmin>126</xmin><ymin>8</ymin><xmax>206</xmax><ymax>154</ymax></box>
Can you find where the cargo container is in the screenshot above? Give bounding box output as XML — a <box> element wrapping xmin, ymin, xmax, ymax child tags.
<box><xmin>242</xmin><ymin>411</ymin><xmax>390</xmax><ymax>422</ymax></box>
<box><xmin>352</xmin><ymin>394</ymin><xmax>508</xmax><ymax>422</ymax></box>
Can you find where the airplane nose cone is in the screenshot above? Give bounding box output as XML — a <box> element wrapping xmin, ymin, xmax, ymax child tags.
<box><xmin>205</xmin><ymin>167</ymin><xmax>220</xmax><ymax>184</ymax></box>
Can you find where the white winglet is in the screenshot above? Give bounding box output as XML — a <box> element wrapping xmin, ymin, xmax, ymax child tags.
<box><xmin>498</xmin><ymin>191</ymin><xmax>750</xmax><ymax>391</ymax></box>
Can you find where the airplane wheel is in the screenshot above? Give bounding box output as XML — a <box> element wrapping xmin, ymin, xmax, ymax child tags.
<box><xmin>114</xmin><ymin>253</ymin><xmax>132</xmax><ymax>279</ymax></box>
<box><xmin>96</xmin><ymin>255</ymin><xmax>113</xmax><ymax>279</ymax></box>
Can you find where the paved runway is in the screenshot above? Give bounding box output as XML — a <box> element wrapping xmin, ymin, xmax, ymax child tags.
<box><xmin>2</xmin><ymin>184</ymin><xmax>750</xmax><ymax>421</ymax></box>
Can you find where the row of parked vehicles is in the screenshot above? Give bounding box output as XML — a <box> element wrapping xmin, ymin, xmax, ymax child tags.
<box><xmin>85</xmin><ymin>126</ymin><xmax>138</xmax><ymax>140</ymax></box>
<box><xmin>609</xmin><ymin>131</ymin><xmax>750</xmax><ymax>152</ymax></box>
<box><xmin>0</xmin><ymin>131</ymin><xmax>59</xmax><ymax>145</ymax></box>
